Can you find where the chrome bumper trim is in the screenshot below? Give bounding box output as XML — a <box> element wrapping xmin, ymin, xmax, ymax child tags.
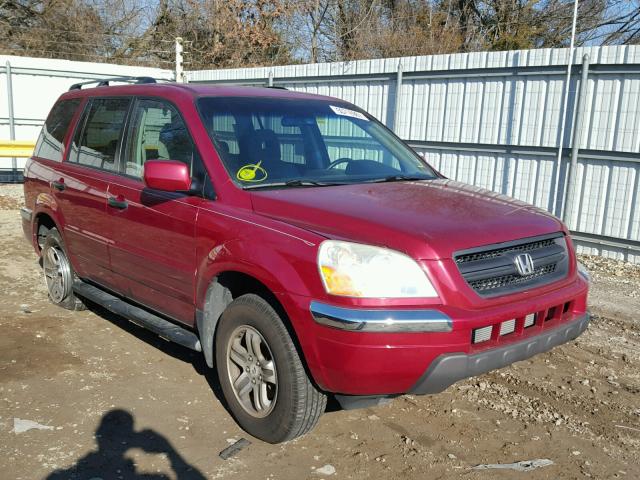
<box><xmin>310</xmin><ymin>301</ymin><xmax>453</xmax><ymax>333</ymax></box>
<box><xmin>20</xmin><ymin>207</ymin><xmax>32</xmax><ymax>222</ymax></box>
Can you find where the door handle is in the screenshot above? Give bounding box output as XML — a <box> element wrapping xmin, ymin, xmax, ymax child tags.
<box><xmin>51</xmin><ymin>179</ymin><xmax>65</xmax><ymax>192</ymax></box>
<box><xmin>107</xmin><ymin>196</ymin><xmax>128</xmax><ymax>210</ymax></box>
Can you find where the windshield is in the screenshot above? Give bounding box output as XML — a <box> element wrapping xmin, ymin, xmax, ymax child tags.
<box><xmin>196</xmin><ymin>96</ymin><xmax>437</xmax><ymax>189</ymax></box>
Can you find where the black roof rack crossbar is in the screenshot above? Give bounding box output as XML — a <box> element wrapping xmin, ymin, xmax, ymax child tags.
<box><xmin>69</xmin><ymin>76</ymin><xmax>157</xmax><ymax>91</ymax></box>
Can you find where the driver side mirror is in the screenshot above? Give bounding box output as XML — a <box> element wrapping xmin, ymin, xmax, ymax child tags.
<box><xmin>143</xmin><ymin>160</ymin><xmax>191</xmax><ymax>192</ymax></box>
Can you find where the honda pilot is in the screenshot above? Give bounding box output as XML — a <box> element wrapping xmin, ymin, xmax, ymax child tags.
<box><xmin>21</xmin><ymin>78</ymin><xmax>590</xmax><ymax>443</ymax></box>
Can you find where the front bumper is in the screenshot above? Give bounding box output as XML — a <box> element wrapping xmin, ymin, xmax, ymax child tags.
<box><xmin>286</xmin><ymin>274</ymin><xmax>589</xmax><ymax>396</ymax></box>
<box><xmin>410</xmin><ymin>312</ymin><xmax>589</xmax><ymax>394</ymax></box>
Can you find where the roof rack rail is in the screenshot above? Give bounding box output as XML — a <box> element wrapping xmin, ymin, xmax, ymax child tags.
<box><xmin>69</xmin><ymin>76</ymin><xmax>158</xmax><ymax>91</ymax></box>
<box><xmin>266</xmin><ymin>85</ymin><xmax>288</xmax><ymax>90</ymax></box>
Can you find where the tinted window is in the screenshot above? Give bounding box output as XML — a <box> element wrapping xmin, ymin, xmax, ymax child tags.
<box><xmin>210</xmin><ymin>113</ymin><xmax>240</xmax><ymax>156</ymax></box>
<box><xmin>123</xmin><ymin>98</ymin><xmax>212</xmax><ymax>198</ymax></box>
<box><xmin>123</xmin><ymin>99</ymin><xmax>197</xmax><ymax>178</ymax></box>
<box><xmin>34</xmin><ymin>98</ymin><xmax>81</xmax><ymax>162</ymax></box>
<box><xmin>197</xmin><ymin>97</ymin><xmax>436</xmax><ymax>188</ymax></box>
<box><xmin>70</xmin><ymin>98</ymin><xmax>130</xmax><ymax>172</ymax></box>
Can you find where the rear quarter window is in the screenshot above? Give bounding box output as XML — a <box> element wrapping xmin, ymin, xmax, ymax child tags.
<box><xmin>68</xmin><ymin>97</ymin><xmax>131</xmax><ymax>172</ymax></box>
<box><xmin>34</xmin><ymin>98</ymin><xmax>82</xmax><ymax>162</ymax></box>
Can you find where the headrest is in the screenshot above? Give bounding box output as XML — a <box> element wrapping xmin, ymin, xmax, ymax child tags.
<box><xmin>217</xmin><ymin>140</ymin><xmax>230</xmax><ymax>153</ymax></box>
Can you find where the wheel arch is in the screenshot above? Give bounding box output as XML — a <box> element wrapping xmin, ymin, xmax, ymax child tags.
<box><xmin>198</xmin><ymin>270</ymin><xmax>297</xmax><ymax>368</ymax></box>
<box><xmin>34</xmin><ymin>211</ymin><xmax>58</xmax><ymax>251</ymax></box>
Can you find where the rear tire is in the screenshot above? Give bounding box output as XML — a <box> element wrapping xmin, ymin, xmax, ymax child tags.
<box><xmin>41</xmin><ymin>229</ymin><xmax>85</xmax><ymax>311</ymax></box>
<box><xmin>215</xmin><ymin>294</ymin><xmax>326</xmax><ymax>443</ymax></box>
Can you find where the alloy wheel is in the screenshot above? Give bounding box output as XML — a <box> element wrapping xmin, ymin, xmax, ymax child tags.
<box><xmin>226</xmin><ymin>325</ymin><xmax>278</xmax><ymax>418</ymax></box>
<box><xmin>43</xmin><ymin>244</ymin><xmax>72</xmax><ymax>303</ymax></box>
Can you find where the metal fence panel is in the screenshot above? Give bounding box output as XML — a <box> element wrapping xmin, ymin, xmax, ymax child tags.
<box><xmin>187</xmin><ymin>45</ymin><xmax>640</xmax><ymax>262</ymax></box>
<box><xmin>3</xmin><ymin>48</ymin><xmax>640</xmax><ymax>261</ymax></box>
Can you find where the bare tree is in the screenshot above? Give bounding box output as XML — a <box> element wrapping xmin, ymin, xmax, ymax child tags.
<box><xmin>147</xmin><ymin>0</ymin><xmax>292</xmax><ymax>69</ymax></box>
<box><xmin>1</xmin><ymin>0</ymin><xmax>639</xmax><ymax>68</ymax></box>
<box><xmin>594</xmin><ymin>0</ymin><xmax>640</xmax><ymax>45</ymax></box>
<box><xmin>0</xmin><ymin>0</ymin><xmax>162</xmax><ymax>65</ymax></box>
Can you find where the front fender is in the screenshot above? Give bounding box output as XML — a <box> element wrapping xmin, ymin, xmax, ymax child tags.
<box><xmin>193</xmin><ymin>213</ymin><xmax>328</xmax><ymax>384</ymax></box>
<box><xmin>195</xmin><ymin>237</ymin><xmax>322</xmax><ymax>309</ymax></box>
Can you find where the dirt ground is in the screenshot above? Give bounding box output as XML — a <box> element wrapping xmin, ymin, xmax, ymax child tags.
<box><xmin>0</xmin><ymin>183</ymin><xmax>638</xmax><ymax>480</ymax></box>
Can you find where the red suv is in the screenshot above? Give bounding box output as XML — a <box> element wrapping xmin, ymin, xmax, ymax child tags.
<box><xmin>22</xmin><ymin>77</ymin><xmax>590</xmax><ymax>443</ymax></box>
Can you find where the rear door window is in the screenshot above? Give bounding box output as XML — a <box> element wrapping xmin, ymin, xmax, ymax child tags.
<box><xmin>34</xmin><ymin>98</ymin><xmax>82</xmax><ymax>162</ymax></box>
<box><xmin>69</xmin><ymin>98</ymin><xmax>131</xmax><ymax>172</ymax></box>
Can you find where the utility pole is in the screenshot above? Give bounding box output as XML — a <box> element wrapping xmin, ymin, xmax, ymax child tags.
<box><xmin>562</xmin><ymin>54</ymin><xmax>590</xmax><ymax>223</ymax></box>
<box><xmin>552</xmin><ymin>0</ymin><xmax>579</xmax><ymax>216</ymax></box>
<box><xmin>175</xmin><ymin>37</ymin><xmax>185</xmax><ymax>83</ymax></box>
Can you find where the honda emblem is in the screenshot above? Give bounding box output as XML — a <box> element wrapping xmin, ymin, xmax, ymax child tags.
<box><xmin>514</xmin><ymin>253</ymin><xmax>535</xmax><ymax>276</ymax></box>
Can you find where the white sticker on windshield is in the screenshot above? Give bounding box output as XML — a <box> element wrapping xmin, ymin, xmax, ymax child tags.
<box><xmin>330</xmin><ymin>105</ymin><xmax>368</xmax><ymax>121</ymax></box>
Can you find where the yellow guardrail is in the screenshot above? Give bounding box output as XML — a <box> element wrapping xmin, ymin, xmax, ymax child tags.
<box><xmin>0</xmin><ymin>140</ymin><xmax>36</xmax><ymax>158</ymax></box>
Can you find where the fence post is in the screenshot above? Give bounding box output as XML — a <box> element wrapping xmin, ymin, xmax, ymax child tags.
<box><xmin>5</xmin><ymin>60</ymin><xmax>17</xmax><ymax>179</ymax></box>
<box><xmin>392</xmin><ymin>61</ymin><xmax>403</xmax><ymax>134</ymax></box>
<box><xmin>267</xmin><ymin>70</ymin><xmax>274</xmax><ymax>87</ymax></box>
<box><xmin>562</xmin><ymin>53</ymin><xmax>590</xmax><ymax>224</ymax></box>
<box><xmin>175</xmin><ymin>37</ymin><xmax>185</xmax><ymax>83</ymax></box>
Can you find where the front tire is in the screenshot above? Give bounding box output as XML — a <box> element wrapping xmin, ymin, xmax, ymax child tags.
<box><xmin>41</xmin><ymin>229</ymin><xmax>85</xmax><ymax>311</ymax></box>
<box><xmin>215</xmin><ymin>294</ymin><xmax>326</xmax><ymax>443</ymax></box>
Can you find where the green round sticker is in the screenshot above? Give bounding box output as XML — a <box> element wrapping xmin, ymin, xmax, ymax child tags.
<box><xmin>237</xmin><ymin>161</ymin><xmax>267</xmax><ymax>182</ymax></box>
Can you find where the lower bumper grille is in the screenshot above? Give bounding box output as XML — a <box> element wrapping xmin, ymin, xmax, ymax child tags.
<box><xmin>455</xmin><ymin>234</ymin><xmax>569</xmax><ymax>297</ymax></box>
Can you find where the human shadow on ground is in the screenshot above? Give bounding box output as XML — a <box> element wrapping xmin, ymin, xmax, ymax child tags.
<box><xmin>45</xmin><ymin>409</ymin><xmax>206</xmax><ymax>480</ymax></box>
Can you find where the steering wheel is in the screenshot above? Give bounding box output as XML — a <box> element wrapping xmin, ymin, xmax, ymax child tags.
<box><xmin>328</xmin><ymin>157</ymin><xmax>353</xmax><ymax>169</ymax></box>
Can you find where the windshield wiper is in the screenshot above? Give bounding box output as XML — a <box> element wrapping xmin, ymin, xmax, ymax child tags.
<box><xmin>284</xmin><ymin>179</ymin><xmax>340</xmax><ymax>187</ymax></box>
<box><xmin>242</xmin><ymin>179</ymin><xmax>343</xmax><ymax>190</ymax></box>
<box><xmin>368</xmin><ymin>175</ymin><xmax>430</xmax><ymax>183</ymax></box>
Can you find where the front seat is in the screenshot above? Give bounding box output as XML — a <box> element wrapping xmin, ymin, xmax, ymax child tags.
<box><xmin>158</xmin><ymin>119</ymin><xmax>208</xmax><ymax>193</ymax></box>
<box><xmin>159</xmin><ymin>120</ymin><xmax>193</xmax><ymax>168</ymax></box>
<box><xmin>240</xmin><ymin>129</ymin><xmax>302</xmax><ymax>180</ymax></box>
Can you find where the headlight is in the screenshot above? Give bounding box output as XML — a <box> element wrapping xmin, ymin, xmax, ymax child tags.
<box><xmin>317</xmin><ymin>240</ymin><xmax>438</xmax><ymax>298</ymax></box>
<box><xmin>577</xmin><ymin>261</ymin><xmax>591</xmax><ymax>283</ymax></box>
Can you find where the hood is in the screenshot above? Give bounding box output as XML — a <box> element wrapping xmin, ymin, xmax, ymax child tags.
<box><xmin>250</xmin><ymin>179</ymin><xmax>564</xmax><ymax>259</ymax></box>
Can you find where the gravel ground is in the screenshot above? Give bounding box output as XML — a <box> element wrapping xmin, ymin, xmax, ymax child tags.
<box><xmin>0</xmin><ymin>184</ymin><xmax>639</xmax><ymax>479</ymax></box>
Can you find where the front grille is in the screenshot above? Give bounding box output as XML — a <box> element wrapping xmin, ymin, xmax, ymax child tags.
<box><xmin>455</xmin><ymin>234</ymin><xmax>569</xmax><ymax>297</ymax></box>
<box><xmin>469</xmin><ymin>264</ymin><xmax>556</xmax><ymax>292</ymax></box>
<box><xmin>456</xmin><ymin>238</ymin><xmax>556</xmax><ymax>264</ymax></box>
